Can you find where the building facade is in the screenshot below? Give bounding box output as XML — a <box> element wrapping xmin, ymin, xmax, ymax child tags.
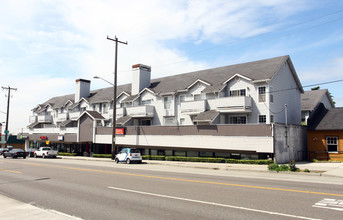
<box><xmin>23</xmin><ymin>55</ymin><xmax>306</xmax><ymax>163</ymax></box>
<box><xmin>307</xmin><ymin>104</ymin><xmax>343</xmax><ymax>161</ymax></box>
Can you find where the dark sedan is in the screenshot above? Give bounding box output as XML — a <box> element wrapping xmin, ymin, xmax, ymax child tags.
<box><xmin>3</xmin><ymin>149</ymin><xmax>26</xmax><ymax>159</ymax></box>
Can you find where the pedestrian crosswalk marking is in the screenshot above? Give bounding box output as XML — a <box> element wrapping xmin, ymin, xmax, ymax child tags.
<box><xmin>313</xmin><ymin>198</ymin><xmax>343</xmax><ymax>211</ymax></box>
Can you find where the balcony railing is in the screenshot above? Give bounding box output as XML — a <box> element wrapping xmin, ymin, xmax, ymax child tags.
<box><xmin>69</xmin><ymin>111</ymin><xmax>81</xmax><ymax>120</ymax></box>
<box><xmin>29</xmin><ymin>116</ymin><xmax>37</xmax><ymax>123</ymax></box>
<box><xmin>180</xmin><ymin>100</ymin><xmax>206</xmax><ymax>115</ymax></box>
<box><xmin>126</xmin><ymin>105</ymin><xmax>154</xmax><ymax>118</ymax></box>
<box><xmin>37</xmin><ymin>115</ymin><xmax>53</xmax><ymax>123</ymax></box>
<box><xmin>56</xmin><ymin>113</ymin><xmax>69</xmax><ymax>122</ymax></box>
<box><xmin>213</xmin><ymin>96</ymin><xmax>252</xmax><ymax>113</ymax></box>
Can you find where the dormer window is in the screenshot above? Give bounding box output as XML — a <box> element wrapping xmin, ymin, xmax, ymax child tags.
<box><xmin>142</xmin><ymin>99</ymin><xmax>152</xmax><ymax>105</ymax></box>
<box><xmin>230</xmin><ymin>89</ymin><xmax>246</xmax><ymax>97</ymax></box>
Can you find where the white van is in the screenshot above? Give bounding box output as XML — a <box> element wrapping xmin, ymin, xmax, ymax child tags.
<box><xmin>115</xmin><ymin>148</ymin><xmax>142</xmax><ymax>164</ymax></box>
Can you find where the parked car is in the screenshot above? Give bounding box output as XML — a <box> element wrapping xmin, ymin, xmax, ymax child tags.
<box><xmin>3</xmin><ymin>149</ymin><xmax>26</xmax><ymax>159</ymax></box>
<box><xmin>0</xmin><ymin>148</ymin><xmax>8</xmax><ymax>155</ymax></box>
<box><xmin>115</xmin><ymin>148</ymin><xmax>142</xmax><ymax>164</ymax></box>
<box><xmin>26</xmin><ymin>148</ymin><xmax>37</xmax><ymax>157</ymax></box>
<box><xmin>34</xmin><ymin>147</ymin><xmax>58</xmax><ymax>158</ymax></box>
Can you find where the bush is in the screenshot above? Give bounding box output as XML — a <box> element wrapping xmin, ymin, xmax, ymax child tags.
<box><xmin>92</xmin><ymin>154</ymin><xmax>112</xmax><ymax>158</ymax></box>
<box><xmin>303</xmin><ymin>169</ymin><xmax>310</xmax><ymax>173</ymax></box>
<box><xmin>142</xmin><ymin>155</ymin><xmax>165</xmax><ymax>160</ymax></box>
<box><xmin>279</xmin><ymin>164</ymin><xmax>289</xmax><ymax>171</ymax></box>
<box><xmin>288</xmin><ymin>160</ymin><xmax>300</xmax><ymax>172</ymax></box>
<box><xmin>58</xmin><ymin>152</ymin><xmax>77</xmax><ymax>156</ymax></box>
<box><xmin>226</xmin><ymin>159</ymin><xmax>273</xmax><ymax>165</ymax></box>
<box><xmin>268</xmin><ymin>163</ymin><xmax>280</xmax><ymax>171</ymax></box>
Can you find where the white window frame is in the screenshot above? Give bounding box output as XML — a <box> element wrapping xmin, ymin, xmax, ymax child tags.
<box><xmin>258</xmin><ymin>86</ymin><xmax>266</xmax><ymax>102</ymax></box>
<box><xmin>259</xmin><ymin>115</ymin><xmax>266</xmax><ymax>124</ymax></box>
<box><xmin>179</xmin><ymin>95</ymin><xmax>186</xmax><ymax>103</ymax></box>
<box><xmin>326</xmin><ymin>136</ymin><xmax>338</xmax><ymax>152</ymax></box>
<box><xmin>164</xmin><ymin>96</ymin><xmax>172</xmax><ymax>110</ymax></box>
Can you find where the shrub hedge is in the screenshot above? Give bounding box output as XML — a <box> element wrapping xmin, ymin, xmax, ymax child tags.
<box><xmin>141</xmin><ymin>155</ymin><xmax>272</xmax><ymax>165</ymax></box>
<box><xmin>58</xmin><ymin>152</ymin><xmax>77</xmax><ymax>156</ymax></box>
<box><xmin>92</xmin><ymin>154</ymin><xmax>112</xmax><ymax>158</ymax></box>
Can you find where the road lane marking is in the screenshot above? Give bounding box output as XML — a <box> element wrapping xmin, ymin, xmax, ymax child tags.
<box><xmin>108</xmin><ymin>186</ymin><xmax>321</xmax><ymax>220</ymax></box>
<box><xmin>313</xmin><ymin>198</ymin><xmax>343</xmax><ymax>211</ymax></box>
<box><xmin>0</xmin><ymin>169</ymin><xmax>22</xmax><ymax>174</ymax></box>
<box><xmin>10</xmin><ymin>161</ymin><xmax>343</xmax><ymax>198</ymax></box>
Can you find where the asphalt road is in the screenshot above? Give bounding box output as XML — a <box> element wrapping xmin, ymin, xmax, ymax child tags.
<box><xmin>0</xmin><ymin>157</ymin><xmax>342</xmax><ymax>220</ymax></box>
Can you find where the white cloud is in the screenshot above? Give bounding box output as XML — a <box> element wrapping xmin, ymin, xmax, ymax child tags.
<box><xmin>0</xmin><ymin>0</ymin><xmax>319</xmax><ymax>132</ymax></box>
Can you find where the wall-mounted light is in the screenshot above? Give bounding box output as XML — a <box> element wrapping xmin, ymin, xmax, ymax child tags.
<box><xmin>313</xmin><ymin>137</ymin><xmax>318</xmax><ymax>141</ymax></box>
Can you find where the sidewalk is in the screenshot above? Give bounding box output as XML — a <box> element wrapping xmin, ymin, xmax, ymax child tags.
<box><xmin>59</xmin><ymin>156</ymin><xmax>343</xmax><ymax>178</ymax></box>
<box><xmin>0</xmin><ymin>194</ymin><xmax>82</xmax><ymax>220</ymax></box>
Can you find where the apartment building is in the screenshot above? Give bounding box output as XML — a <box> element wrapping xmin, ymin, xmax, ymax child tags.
<box><xmin>24</xmin><ymin>55</ymin><xmax>306</xmax><ymax>163</ymax></box>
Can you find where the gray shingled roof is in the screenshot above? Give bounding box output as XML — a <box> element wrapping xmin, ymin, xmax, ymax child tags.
<box><xmin>194</xmin><ymin>110</ymin><xmax>219</xmax><ymax>122</ymax></box>
<box><xmin>301</xmin><ymin>89</ymin><xmax>333</xmax><ymax>111</ymax></box>
<box><xmin>313</xmin><ymin>108</ymin><xmax>343</xmax><ymax>130</ymax></box>
<box><xmin>36</xmin><ymin>55</ymin><xmax>300</xmax><ymax>110</ymax></box>
<box><xmin>116</xmin><ymin>115</ymin><xmax>132</xmax><ymax>125</ymax></box>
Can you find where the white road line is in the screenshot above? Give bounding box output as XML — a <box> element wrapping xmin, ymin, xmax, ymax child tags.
<box><xmin>108</xmin><ymin>186</ymin><xmax>320</xmax><ymax>220</ymax></box>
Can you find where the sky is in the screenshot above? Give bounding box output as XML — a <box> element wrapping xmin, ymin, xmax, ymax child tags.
<box><xmin>1</xmin><ymin>0</ymin><xmax>343</xmax><ymax>133</ymax></box>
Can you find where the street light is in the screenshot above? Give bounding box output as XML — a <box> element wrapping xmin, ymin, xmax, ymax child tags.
<box><xmin>93</xmin><ymin>76</ymin><xmax>114</xmax><ymax>86</ymax></box>
<box><xmin>93</xmin><ymin>75</ymin><xmax>116</xmax><ymax>159</ymax></box>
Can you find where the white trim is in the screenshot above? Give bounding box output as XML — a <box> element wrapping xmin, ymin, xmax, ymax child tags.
<box><xmin>187</xmin><ymin>79</ymin><xmax>211</xmax><ymax>89</ymax></box>
<box><xmin>222</xmin><ymin>73</ymin><xmax>252</xmax><ymax>85</ymax></box>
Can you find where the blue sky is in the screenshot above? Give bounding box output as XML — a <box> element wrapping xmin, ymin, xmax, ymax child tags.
<box><xmin>1</xmin><ymin>0</ymin><xmax>343</xmax><ymax>132</ymax></box>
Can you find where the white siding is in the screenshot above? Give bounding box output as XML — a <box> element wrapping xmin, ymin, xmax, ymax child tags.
<box><xmin>269</xmin><ymin>62</ymin><xmax>301</xmax><ymax>125</ymax></box>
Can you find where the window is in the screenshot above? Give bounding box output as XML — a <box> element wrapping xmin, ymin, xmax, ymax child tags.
<box><xmin>179</xmin><ymin>95</ymin><xmax>186</xmax><ymax>103</ymax></box>
<box><xmin>164</xmin><ymin>117</ymin><xmax>176</xmax><ymax>125</ymax></box>
<box><xmin>180</xmin><ymin>118</ymin><xmax>185</xmax><ymax>125</ymax></box>
<box><xmin>193</xmin><ymin>93</ymin><xmax>206</xmax><ymax>101</ymax></box>
<box><xmin>229</xmin><ymin>116</ymin><xmax>246</xmax><ymax>124</ymax></box>
<box><xmin>270</xmin><ymin>115</ymin><xmax>274</xmax><ymax>123</ymax></box>
<box><xmin>326</xmin><ymin>136</ymin><xmax>338</xmax><ymax>152</ymax></box>
<box><xmin>259</xmin><ymin>115</ymin><xmax>266</xmax><ymax>124</ymax></box>
<box><xmin>142</xmin><ymin>99</ymin><xmax>152</xmax><ymax>105</ymax></box>
<box><xmin>140</xmin><ymin>119</ymin><xmax>151</xmax><ymax>126</ymax></box>
<box><xmin>103</xmin><ymin>104</ymin><xmax>108</xmax><ymax>114</ymax></box>
<box><xmin>258</xmin><ymin>86</ymin><xmax>266</xmax><ymax>102</ymax></box>
<box><xmin>269</xmin><ymin>87</ymin><xmax>274</xmax><ymax>103</ymax></box>
<box><xmin>164</xmin><ymin>96</ymin><xmax>172</xmax><ymax>110</ymax></box>
<box><xmin>230</xmin><ymin>89</ymin><xmax>246</xmax><ymax>97</ymax></box>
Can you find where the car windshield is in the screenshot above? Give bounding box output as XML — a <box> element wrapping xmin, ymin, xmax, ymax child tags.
<box><xmin>12</xmin><ymin>149</ymin><xmax>24</xmax><ymax>152</ymax></box>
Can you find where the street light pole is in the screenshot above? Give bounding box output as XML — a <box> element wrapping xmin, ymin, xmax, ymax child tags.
<box><xmin>107</xmin><ymin>36</ymin><xmax>127</xmax><ymax>160</ymax></box>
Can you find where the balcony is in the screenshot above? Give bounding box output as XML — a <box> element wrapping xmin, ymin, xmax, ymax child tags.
<box><xmin>37</xmin><ymin>115</ymin><xmax>53</xmax><ymax>123</ymax></box>
<box><xmin>29</xmin><ymin>116</ymin><xmax>37</xmax><ymax>123</ymax></box>
<box><xmin>106</xmin><ymin>107</ymin><xmax>126</xmax><ymax>119</ymax></box>
<box><xmin>180</xmin><ymin>100</ymin><xmax>206</xmax><ymax>115</ymax></box>
<box><xmin>214</xmin><ymin>96</ymin><xmax>252</xmax><ymax>113</ymax></box>
<box><xmin>126</xmin><ymin>105</ymin><xmax>154</xmax><ymax>118</ymax></box>
<box><xmin>56</xmin><ymin>113</ymin><xmax>69</xmax><ymax>122</ymax></box>
<box><xmin>69</xmin><ymin>111</ymin><xmax>81</xmax><ymax>120</ymax></box>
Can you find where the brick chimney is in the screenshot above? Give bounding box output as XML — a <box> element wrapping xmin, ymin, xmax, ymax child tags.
<box><xmin>131</xmin><ymin>64</ymin><xmax>151</xmax><ymax>95</ymax></box>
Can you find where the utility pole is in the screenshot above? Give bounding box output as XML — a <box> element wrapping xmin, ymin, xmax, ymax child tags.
<box><xmin>107</xmin><ymin>36</ymin><xmax>127</xmax><ymax>160</ymax></box>
<box><xmin>1</xmin><ymin>86</ymin><xmax>17</xmax><ymax>148</ymax></box>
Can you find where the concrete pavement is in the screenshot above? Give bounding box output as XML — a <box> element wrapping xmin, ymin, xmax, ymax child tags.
<box><xmin>1</xmin><ymin>156</ymin><xmax>342</xmax><ymax>220</ymax></box>
<box><xmin>60</xmin><ymin>156</ymin><xmax>343</xmax><ymax>178</ymax></box>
